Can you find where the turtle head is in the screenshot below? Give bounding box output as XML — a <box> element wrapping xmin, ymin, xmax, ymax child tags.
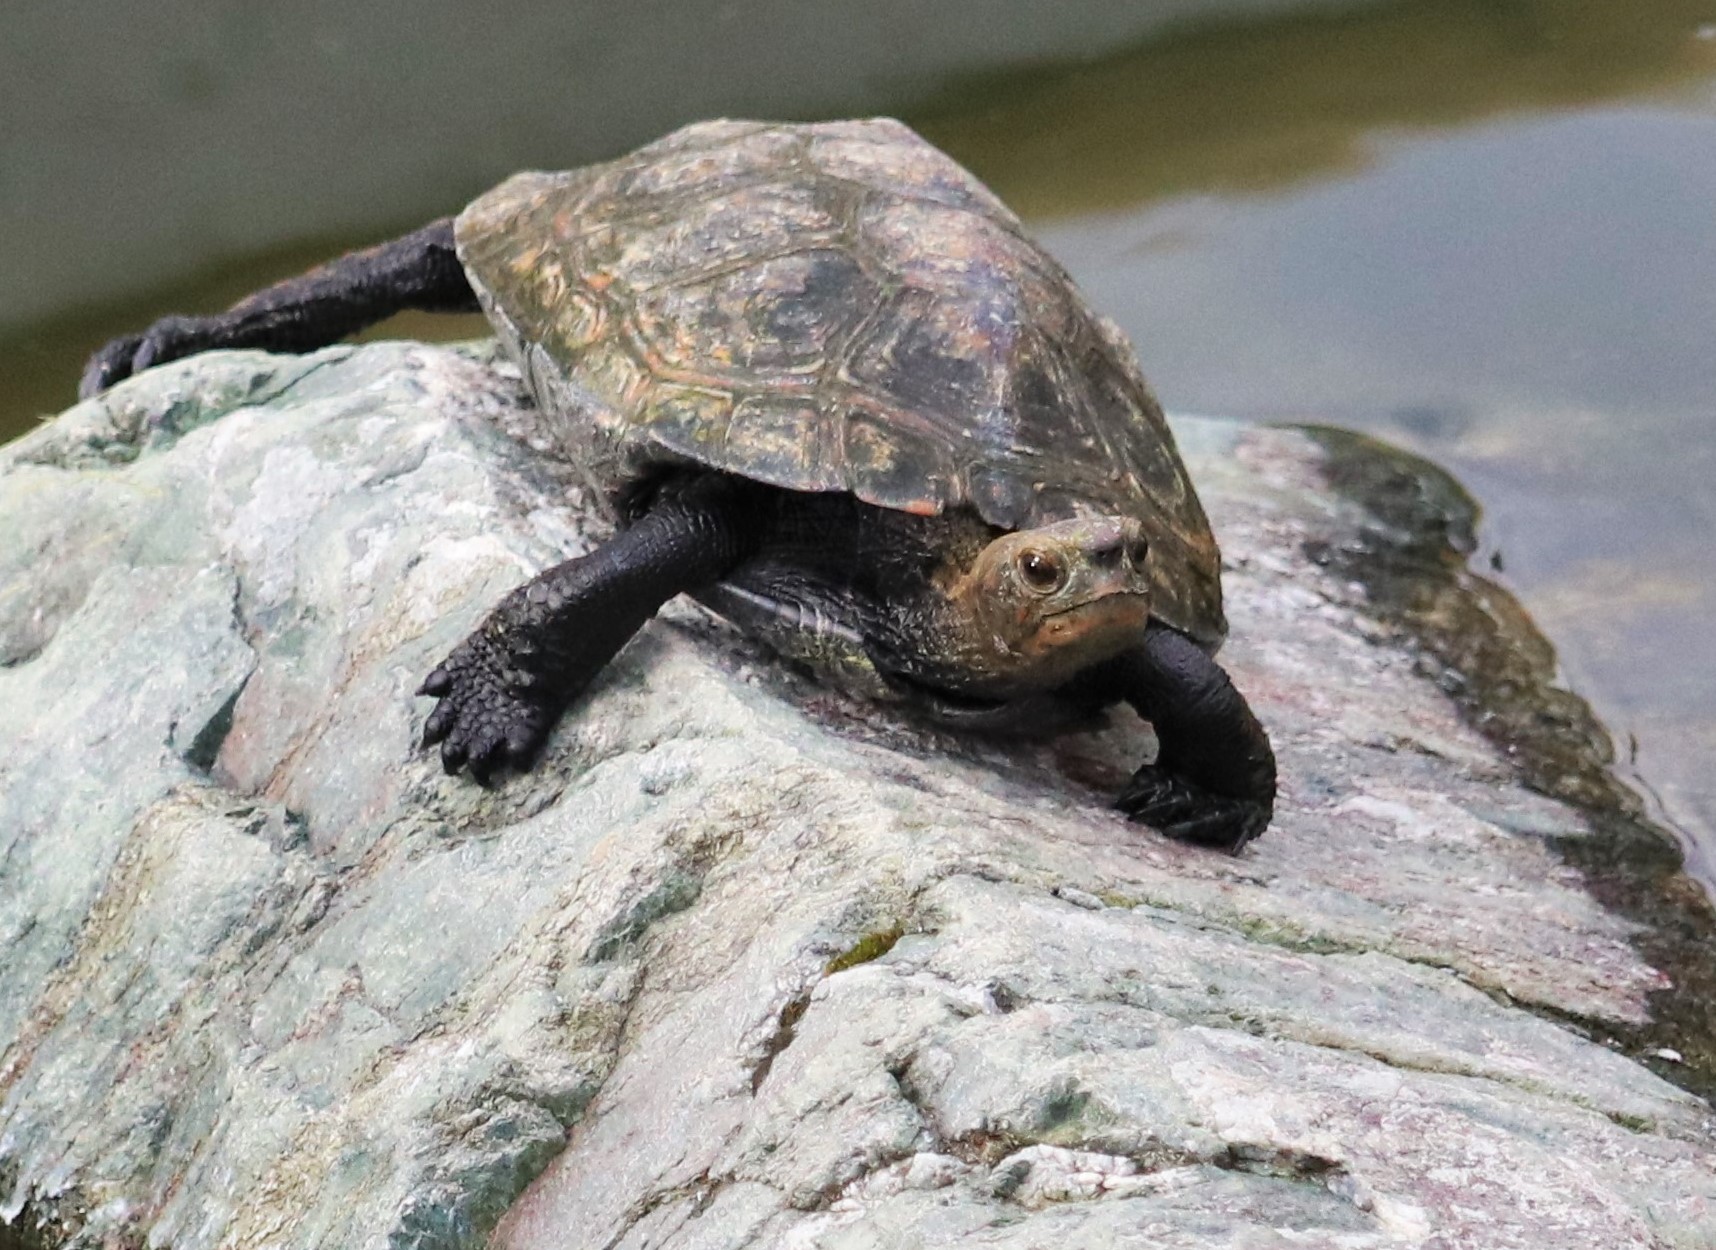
<box><xmin>943</xmin><ymin>515</ymin><xmax>1153</xmax><ymax>691</ymax></box>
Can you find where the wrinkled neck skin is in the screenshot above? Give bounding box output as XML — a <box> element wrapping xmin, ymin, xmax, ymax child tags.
<box><xmin>870</xmin><ymin>513</ymin><xmax>1155</xmax><ymax>701</ymax></box>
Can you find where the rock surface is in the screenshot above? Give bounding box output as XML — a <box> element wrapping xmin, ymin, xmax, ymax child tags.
<box><xmin>0</xmin><ymin>342</ymin><xmax>1712</xmax><ymax>1249</ymax></box>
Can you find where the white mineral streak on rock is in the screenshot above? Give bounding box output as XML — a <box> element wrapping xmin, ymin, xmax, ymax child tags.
<box><xmin>984</xmin><ymin>1144</ymin><xmax>1206</xmax><ymax>1207</ymax></box>
<box><xmin>0</xmin><ymin>343</ymin><xmax>1710</xmax><ymax>1250</ymax></box>
<box><xmin>827</xmin><ymin>1152</ymin><xmax>969</xmax><ymax>1212</ymax></box>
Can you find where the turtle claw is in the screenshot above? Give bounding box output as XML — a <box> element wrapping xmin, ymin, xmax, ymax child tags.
<box><xmin>1116</xmin><ymin>765</ymin><xmax>1269</xmax><ymax>853</ymax></box>
<box><xmin>421</xmin><ymin>694</ymin><xmax>456</xmax><ymax>745</ymax></box>
<box><xmin>78</xmin><ymin>315</ymin><xmax>208</xmax><ymax>399</ymax></box>
<box><xmin>80</xmin><ymin>334</ymin><xmax>146</xmax><ymax>399</ymax></box>
<box><xmin>465</xmin><ymin>738</ymin><xmax>504</xmax><ymax>787</ymax></box>
<box><xmin>417</xmin><ymin>634</ymin><xmax>555</xmax><ymax>782</ymax></box>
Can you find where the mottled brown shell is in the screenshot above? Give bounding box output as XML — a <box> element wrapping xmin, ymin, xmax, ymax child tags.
<box><xmin>456</xmin><ymin>118</ymin><xmax>1225</xmax><ymax>645</ymax></box>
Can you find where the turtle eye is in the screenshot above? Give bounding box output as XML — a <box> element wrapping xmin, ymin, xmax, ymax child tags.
<box><xmin>1018</xmin><ymin>549</ymin><xmax>1066</xmax><ymax>593</ymax></box>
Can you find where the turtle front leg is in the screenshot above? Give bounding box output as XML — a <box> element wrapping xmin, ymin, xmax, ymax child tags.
<box><xmin>418</xmin><ymin>475</ymin><xmax>766</xmax><ymax>783</ymax></box>
<box><xmin>80</xmin><ymin>217</ymin><xmax>479</xmax><ymax>398</ymax></box>
<box><xmin>1103</xmin><ymin>624</ymin><xmax>1276</xmax><ymax>851</ymax></box>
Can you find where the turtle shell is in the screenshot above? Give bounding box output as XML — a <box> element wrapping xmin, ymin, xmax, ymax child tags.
<box><xmin>455</xmin><ymin>118</ymin><xmax>1225</xmax><ymax>646</ymax></box>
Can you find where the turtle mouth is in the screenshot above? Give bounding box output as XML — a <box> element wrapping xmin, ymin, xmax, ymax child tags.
<box><xmin>1042</xmin><ymin>590</ymin><xmax>1150</xmax><ymax>621</ymax></box>
<box><xmin>1027</xmin><ymin>591</ymin><xmax>1152</xmax><ymax>673</ymax></box>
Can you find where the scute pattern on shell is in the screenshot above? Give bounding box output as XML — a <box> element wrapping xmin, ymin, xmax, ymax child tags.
<box><xmin>455</xmin><ymin>118</ymin><xmax>1225</xmax><ymax>644</ymax></box>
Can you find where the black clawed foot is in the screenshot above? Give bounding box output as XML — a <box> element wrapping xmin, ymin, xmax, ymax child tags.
<box><xmin>80</xmin><ymin>334</ymin><xmax>146</xmax><ymax>399</ymax></box>
<box><xmin>411</xmin><ymin>473</ymin><xmax>767</xmax><ymax>786</ymax></box>
<box><xmin>1116</xmin><ymin>765</ymin><xmax>1271</xmax><ymax>853</ymax></box>
<box><xmin>78</xmin><ymin>316</ymin><xmax>206</xmax><ymax>399</ymax></box>
<box><xmin>416</xmin><ymin>638</ymin><xmax>558</xmax><ymax>783</ymax></box>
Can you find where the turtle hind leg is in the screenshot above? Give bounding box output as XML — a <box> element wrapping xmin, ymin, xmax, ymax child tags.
<box><xmin>419</xmin><ymin>475</ymin><xmax>768</xmax><ymax>784</ymax></box>
<box><xmin>79</xmin><ymin>217</ymin><xmax>480</xmax><ymax>398</ymax></box>
<box><xmin>1100</xmin><ymin>623</ymin><xmax>1277</xmax><ymax>852</ymax></box>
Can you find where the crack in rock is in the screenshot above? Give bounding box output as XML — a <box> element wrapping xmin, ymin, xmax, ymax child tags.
<box><xmin>597</xmin><ymin>1169</ymin><xmax>732</xmax><ymax>1250</ymax></box>
<box><xmin>749</xmin><ymin>992</ymin><xmax>812</xmax><ymax>1096</ymax></box>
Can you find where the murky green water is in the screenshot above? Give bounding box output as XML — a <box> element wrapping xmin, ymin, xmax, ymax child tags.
<box><xmin>5</xmin><ymin>0</ymin><xmax>1714</xmax><ymax>883</ymax></box>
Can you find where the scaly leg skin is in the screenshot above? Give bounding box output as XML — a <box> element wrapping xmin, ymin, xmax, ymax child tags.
<box><xmin>1103</xmin><ymin>624</ymin><xmax>1277</xmax><ymax>852</ymax></box>
<box><xmin>419</xmin><ymin>475</ymin><xmax>767</xmax><ymax>784</ymax></box>
<box><xmin>79</xmin><ymin>217</ymin><xmax>479</xmax><ymax>399</ymax></box>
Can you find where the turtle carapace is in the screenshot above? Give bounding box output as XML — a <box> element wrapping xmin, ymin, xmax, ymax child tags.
<box><xmin>81</xmin><ymin>119</ymin><xmax>1276</xmax><ymax>850</ymax></box>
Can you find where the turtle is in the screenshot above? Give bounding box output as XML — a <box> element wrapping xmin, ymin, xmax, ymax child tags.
<box><xmin>81</xmin><ymin>117</ymin><xmax>1277</xmax><ymax>850</ymax></box>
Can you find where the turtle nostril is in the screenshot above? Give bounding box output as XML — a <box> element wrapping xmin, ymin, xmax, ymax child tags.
<box><xmin>1091</xmin><ymin>540</ymin><xmax>1124</xmax><ymax>569</ymax></box>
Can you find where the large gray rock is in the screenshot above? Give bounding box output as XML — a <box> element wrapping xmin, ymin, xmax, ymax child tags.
<box><xmin>1</xmin><ymin>342</ymin><xmax>1711</xmax><ymax>1249</ymax></box>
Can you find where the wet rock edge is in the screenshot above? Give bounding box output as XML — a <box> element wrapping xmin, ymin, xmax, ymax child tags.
<box><xmin>1304</xmin><ymin>424</ymin><xmax>1716</xmax><ymax>1102</ymax></box>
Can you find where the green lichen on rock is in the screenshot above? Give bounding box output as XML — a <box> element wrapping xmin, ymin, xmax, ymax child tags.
<box><xmin>824</xmin><ymin>925</ymin><xmax>907</xmax><ymax>975</ymax></box>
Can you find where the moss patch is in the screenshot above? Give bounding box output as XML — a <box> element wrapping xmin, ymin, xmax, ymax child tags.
<box><xmin>824</xmin><ymin>924</ymin><xmax>907</xmax><ymax>976</ymax></box>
